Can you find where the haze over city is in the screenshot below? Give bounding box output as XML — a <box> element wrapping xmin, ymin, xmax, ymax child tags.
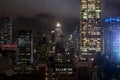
<box><xmin>0</xmin><ymin>0</ymin><xmax>120</xmax><ymax>80</ymax></box>
<box><xmin>0</xmin><ymin>0</ymin><xmax>120</xmax><ymax>35</ymax></box>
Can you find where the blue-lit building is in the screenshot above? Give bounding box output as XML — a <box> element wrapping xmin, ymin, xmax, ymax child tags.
<box><xmin>104</xmin><ymin>18</ymin><xmax>120</xmax><ymax>61</ymax></box>
<box><xmin>17</xmin><ymin>30</ymin><xmax>33</xmax><ymax>65</ymax></box>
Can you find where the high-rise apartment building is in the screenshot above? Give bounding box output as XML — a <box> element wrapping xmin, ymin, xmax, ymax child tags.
<box><xmin>80</xmin><ymin>0</ymin><xmax>101</xmax><ymax>61</ymax></box>
<box><xmin>17</xmin><ymin>30</ymin><xmax>33</xmax><ymax>65</ymax></box>
<box><xmin>0</xmin><ymin>17</ymin><xmax>12</xmax><ymax>45</ymax></box>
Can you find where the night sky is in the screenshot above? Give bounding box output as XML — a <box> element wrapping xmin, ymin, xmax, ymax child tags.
<box><xmin>0</xmin><ymin>0</ymin><xmax>120</xmax><ymax>36</ymax></box>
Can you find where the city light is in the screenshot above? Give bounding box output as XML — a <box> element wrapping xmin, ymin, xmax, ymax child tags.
<box><xmin>2</xmin><ymin>44</ymin><xmax>18</xmax><ymax>48</ymax></box>
<box><xmin>105</xmin><ymin>18</ymin><xmax>120</xmax><ymax>22</ymax></box>
<box><xmin>112</xmin><ymin>37</ymin><xmax>120</xmax><ymax>60</ymax></box>
<box><xmin>111</xmin><ymin>32</ymin><xmax>120</xmax><ymax>60</ymax></box>
<box><xmin>56</xmin><ymin>22</ymin><xmax>61</xmax><ymax>27</ymax></box>
<box><xmin>112</xmin><ymin>38</ymin><xmax>120</xmax><ymax>54</ymax></box>
<box><xmin>51</xmin><ymin>30</ymin><xmax>55</xmax><ymax>33</ymax></box>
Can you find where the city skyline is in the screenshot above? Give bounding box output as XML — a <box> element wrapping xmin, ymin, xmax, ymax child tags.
<box><xmin>0</xmin><ymin>0</ymin><xmax>120</xmax><ymax>36</ymax></box>
<box><xmin>0</xmin><ymin>0</ymin><xmax>120</xmax><ymax>80</ymax></box>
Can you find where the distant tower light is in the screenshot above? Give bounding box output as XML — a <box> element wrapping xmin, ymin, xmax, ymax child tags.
<box><xmin>56</xmin><ymin>23</ymin><xmax>61</xmax><ymax>27</ymax></box>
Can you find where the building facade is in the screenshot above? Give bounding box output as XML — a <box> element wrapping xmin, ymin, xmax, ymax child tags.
<box><xmin>17</xmin><ymin>30</ymin><xmax>33</xmax><ymax>65</ymax></box>
<box><xmin>0</xmin><ymin>17</ymin><xmax>12</xmax><ymax>45</ymax></box>
<box><xmin>49</xmin><ymin>30</ymin><xmax>56</xmax><ymax>55</ymax></box>
<box><xmin>54</xmin><ymin>48</ymin><xmax>75</xmax><ymax>80</ymax></box>
<box><xmin>55</xmin><ymin>23</ymin><xmax>63</xmax><ymax>43</ymax></box>
<box><xmin>36</xmin><ymin>32</ymin><xmax>49</xmax><ymax>61</ymax></box>
<box><xmin>80</xmin><ymin>0</ymin><xmax>102</xmax><ymax>61</ymax></box>
<box><xmin>104</xmin><ymin>18</ymin><xmax>120</xmax><ymax>62</ymax></box>
<box><xmin>72</xmin><ymin>25</ymin><xmax>80</xmax><ymax>57</ymax></box>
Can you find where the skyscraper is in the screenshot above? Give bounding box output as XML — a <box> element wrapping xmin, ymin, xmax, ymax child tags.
<box><xmin>49</xmin><ymin>30</ymin><xmax>56</xmax><ymax>55</ymax></box>
<box><xmin>104</xmin><ymin>18</ymin><xmax>120</xmax><ymax>62</ymax></box>
<box><xmin>36</xmin><ymin>32</ymin><xmax>49</xmax><ymax>61</ymax></box>
<box><xmin>0</xmin><ymin>17</ymin><xmax>12</xmax><ymax>45</ymax></box>
<box><xmin>17</xmin><ymin>30</ymin><xmax>33</xmax><ymax>65</ymax></box>
<box><xmin>54</xmin><ymin>48</ymin><xmax>75</xmax><ymax>80</ymax></box>
<box><xmin>72</xmin><ymin>25</ymin><xmax>80</xmax><ymax>57</ymax></box>
<box><xmin>55</xmin><ymin>23</ymin><xmax>63</xmax><ymax>42</ymax></box>
<box><xmin>80</xmin><ymin>0</ymin><xmax>101</xmax><ymax>61</ymax></box>
<box><xmin>51</xmin><ymin>30</ymin><xmax>56</xmax><ymax>43</ymax></box>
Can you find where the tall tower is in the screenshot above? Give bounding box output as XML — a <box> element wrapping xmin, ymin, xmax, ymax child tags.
<box><xmin>0</xmin><ymin>17</ymin><xmax>12</xmax><ymax>45</ymax></box>
<box><xmin>72</xmin><ymin>25</ymin><xmax>80</xmax><ymax>56</ymax></box>
<box><xmin>80</xmin><ymin>0</ymin><xmax>101</xmax><ymax>61</ymax></box>
<box><xmin>17</xmin><ymin>30</ymin><xmax>33</xmax><ymax>65</ymax></box>
<box><xmin>55</xmin><ymin>23</ymin><xmax>63</xmax><ymax>42</ymax></box>
<box><xmin>104</xmin><ymin>18</ymin><xmax>120</xmax><ymax>62</ymax></box>
<box><xmin>36</xmin><ymin>32</ymin><xmax>49</xmax><ymax>61</ymax></box>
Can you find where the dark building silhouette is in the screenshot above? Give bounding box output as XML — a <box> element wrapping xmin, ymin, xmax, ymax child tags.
<box><xmin>0</xmin><ymin>17</ymin><xmax>12</xmax><ymax>45</ymax></box>
<box><xmin>36</xmin><ymin>32</ymin><xmax>49</xmax><ymax>61</ymax></box>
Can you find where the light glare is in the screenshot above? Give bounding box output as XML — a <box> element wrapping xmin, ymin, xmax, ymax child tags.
<box><xmin>56</xmin><ymin>23</ymin><xmax>61</xmax><ymax>27</ymax></box>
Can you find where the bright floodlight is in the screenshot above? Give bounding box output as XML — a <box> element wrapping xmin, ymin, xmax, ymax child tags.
<box><xmin>56</xmin><ymin>23</ymin><xmax>61</xmax><ymax>27</ymax></box>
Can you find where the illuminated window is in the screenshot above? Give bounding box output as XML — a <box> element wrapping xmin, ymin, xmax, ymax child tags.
<box><xmin>45</xmin><ymin>78</ymin><xmax>48</xmax><ymax>80</ymax></box>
